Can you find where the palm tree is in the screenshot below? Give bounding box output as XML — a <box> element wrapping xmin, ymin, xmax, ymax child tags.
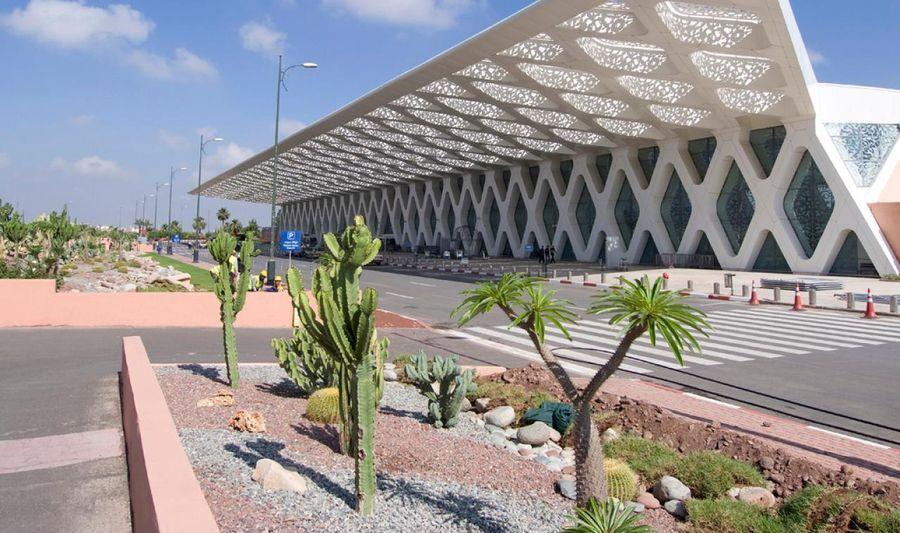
<box><xmin>453</xmin><ymin>274</ymin><xmax>708</xmax><ymax>506</ymax></box>
<box><xmin>216</xmin><ymin>208</ymin><xmax>230</xmax><ymax>229</ymax></box>
<box><xmin>193</xmin><ymin>216</ymin><xmax>207</xmax><ymax>236</ymax></box>
<box><xmin>245</xmin><ymin>219</ymin><xmax>260</xmax><ymax>235</ymax></box>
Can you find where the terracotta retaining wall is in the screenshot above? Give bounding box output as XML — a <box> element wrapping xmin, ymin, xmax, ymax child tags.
<box><xmin>0</xmin><ymin>279</ymin><xmax>424</xmax><ymax>328</ymax></box>
<box><xmin>121</xmin><ymin>336</ymin><xmax>219</xmax><ymax>533</ymax></box>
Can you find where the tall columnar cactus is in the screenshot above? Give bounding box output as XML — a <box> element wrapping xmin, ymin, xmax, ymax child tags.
<box><xmin>292</xmin><ymin>215</ymin><xmax>383</xmax><ymax>516</ymax></box>
<box><xmin>405</xmin><ymin>353</ymin><xmax>476</xmax><ymax>428</ymax></box>
<box><xmin>209</xmin><ymin>230</ymin><xmax>256</xmax><ymax>388</ymax></box>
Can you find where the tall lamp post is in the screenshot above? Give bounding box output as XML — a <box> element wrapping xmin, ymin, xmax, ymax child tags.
<box><xmin>153</xmin><ymin>181</ymin><xmax>168</xmax><ymax>231</ymax></box>
<box><xmin>267</xmin><ymin>55</ymin><xmax>317</xmax><ymax>284</ymax></box>
<box><xmin>167</xmin><ymin>166</ymin><xmax>188</xmax><ymax>254</ymax></box>
<box><xmin>193</xmin><ymin>134</ymin><xmax>224</xmax><ymax>263</ymax></box>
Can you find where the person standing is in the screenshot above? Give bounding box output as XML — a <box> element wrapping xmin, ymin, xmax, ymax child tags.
<box><xmin>550</xmin><ymin>245</ymin><xmax>557</xmax><ymax>264</ymax></box>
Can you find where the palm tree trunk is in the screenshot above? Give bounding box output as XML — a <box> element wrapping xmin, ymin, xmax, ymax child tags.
<box><xmin>574</xmin><ymin>401</ymin><xmax>607</xmax><ymax>506</ymax></box>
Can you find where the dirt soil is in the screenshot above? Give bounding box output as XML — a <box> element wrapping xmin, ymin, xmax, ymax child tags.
<box><xmin>488</xmin><ymin>364</ymin><xmax>900</xmax><ymax>506</ymax></box>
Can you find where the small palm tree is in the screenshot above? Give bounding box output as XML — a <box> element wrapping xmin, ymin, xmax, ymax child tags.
<box><xmin>453</xmin><ymin>274</ymin><xmax>709</xmax><ymax>505</ymax></box>
<box><xmin>193</xmin><ymin>216</ymin><xmax>207</xmax><ymax>235</ymax></box>
<box><xmin>216</xmin><ymin>208</ymin><xmax>230</xmax><ymax>229</ymax></box>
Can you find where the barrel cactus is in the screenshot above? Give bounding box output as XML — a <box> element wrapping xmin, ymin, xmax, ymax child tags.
<box><xmin>306</xmin><ymin>387</ymin><xmax>340</xmax><ymax>424</ymax></box>
<box><xmin>405</xmin><ymin>353</ymin><xmax>475</xmax><ymax>428</ymax></box>
<box><xmin>209</xmin><ymin>230</ymin><xmax>257</xmax><ymax>388</ymax></box>
<box><xmin>292</xmin><ymin>215</ymin><xmax>384</xmax><ymax>516</ymax></box>
<box><xmin>605</xmin><ymin>458</ymin><xmax>639</xmax><ymax>502</ymax></box>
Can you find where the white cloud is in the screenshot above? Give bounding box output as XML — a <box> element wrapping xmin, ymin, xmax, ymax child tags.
<box><xmin>125</xmin><ymin>47</ymin><xmax>217</xmax><ymax>82</ymax></box>
<box><xmin>807</xmin><ymin>49</ymin><xmax>827</xmax><ymax>65</ymax></box>
<box><xmin>239</xmin><ymin>20</ymin><xmax>285</xmax><ymax>56</ymax></box>
<box><xmin>51</xmin><ymin>155</ymin><xmax>129</xmax><ymax>178</ymax></box>
<box><xmin>0</xmin><ymin>153</ymin><xmax>9</xmax><ymax>168</ymax></box>
<box><xmin>159</xmin><ymin>130</ymin><xmax>189</xmax><ymax>150</ymax></box>
<box><xmin>1</xmin><ymin>0</ymin><xmax>153</xmax><ymax>49</ymax></box>
<box><xmin>280</xmin><ymin>118</ymin><xmax>306</xmax><ymax>136</ymax></box>
<box><xmin>69</xmin><ymin>114</ymin><xmax>95</xmax><ymax>125</ymax></box>
<box><xmin>206</xmin><ymin>142</ymin><xmax>255</xmax><ymax>174</ymax></box>
<box><xmin>322</xmin><ymin>0</ymin><xmax>477</xmax><ymax>29</ymax></box>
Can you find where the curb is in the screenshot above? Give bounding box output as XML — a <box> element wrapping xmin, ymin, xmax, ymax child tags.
<box><xmin>121</xmin><ymin>336</ymin><xmax>219</xmax><ymax>533</ymax></box>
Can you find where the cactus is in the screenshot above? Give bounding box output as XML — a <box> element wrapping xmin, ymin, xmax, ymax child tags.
<box><xmin>404</xmin><ymin>352</ymin><xmax>476</xmax><ymax>428</ymax></box>
<box><xmin>604</xmin><ymin>458</ymin><xmax>639</xmax><ymax>502</ymax></box>
<box><xmin>305</xmin><ymin>387</ymin><xmax>341</xmax><ymax>424</ymax></box>
<box><xmin>272</xmin><ymin>327</ymin><xmax>337</xmax><ymax>395</ymax></box>
<box><xmin>291</xmin><ymin>215</ymin><xmax>383</xmax><ymax>516</ymax></box>
<box><xmin>209</xmin><ymin>229</ymin><xmax>257</xmax><ymax>388</ymax></box>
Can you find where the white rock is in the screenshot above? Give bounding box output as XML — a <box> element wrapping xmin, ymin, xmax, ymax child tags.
<box><xmin>473</xmin><ymin>398</ymin><xmax>491</xmax><ymax>413</ymax></box>
<box><xmin>484</xmin><ymin>406</ymin><xmax>515</xmax><ymax>428</ymax></box>
<box><xmin>737</xmin><ymin>487</ymin><xmax>776</xmax><ymax>508</ymax></box>
<box><xmin>664</xmin><ymin>499</ymin><xmax>687</xmax><ymax>519</ymax></box>
<box><xmin>516</xmin><ymin>422</ymin><xmax>561</xmax><ymax>446</ymax></box>
<box><xmin>653</xmin><ymin>476</ymin><xmax>692</xmax><ymax>502</ymax></box>
<box><xmin>251</xmin><ymin>459</ymin><xmax>307</xmax><ymax>492</ymax></box>
<box><xmin>601</xmin><ymin>428</ymin><xmax>620</xmax><ymax>443</ymax></box>
<box><xmin>459</xmin><ymin>397</ymin><xmax>472</xmax><ymax>412</ymax></box>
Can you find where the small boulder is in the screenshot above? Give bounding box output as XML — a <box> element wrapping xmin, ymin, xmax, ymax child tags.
<box><xmin>196</xmin><ymin>389</ymin><xmax>235</xmax><ymax>407</ymax></box>
<box><xmin>459</xmin><ymin>397</ymin><xmax>472</xmax><ymax>412</ymax></box>
<box><xmin>601</xmin><ymin>428</ymin><xmax>620</xmax><ymax>443</ymax></box>
<box><xmin>517</xmin><ymin>421</ymin><xmax>561</xmax><ymax>446</ymax></box>
<box><xmin>624</xmin><ymin>501</ymin><xmax>645</xmax><ymax>514</ymax></box>
<box><xmin>737</xmin><ymin>487</ymin><xmax>776</xmax><ymax>508</ymax></box>
<box><xmin>230</xmin><ymin>410</ymin><xmax>267</xmax><ymax>433</ymax></box>
<box><xmin>382</xmin><ymin>363</ymin><xmax>398</xmax><ymax>382</ymax></box>
<box><xmin>636</xmin><ymin>492</ymin><xmax>661</xmax><ymax>509</ymax></box>
<box><xmin>484</xmin><ymin>406</ymin><xmax>515</xmax><ymax>428</ymax></box>
<box><xmin>473</xmin><ymin>398</ymin><xmax>491</xmax><ymax>413</ymax></box>
<box><xmin>664</xmin><ymin>499</ymin><xmax>688</xmax><ymax>519</ymax></box>
<box><xmin>556</xmin><ymin>478</ymin><xmax>577</xmax><ymax>500</ymax></box>
<box><xmin>758</xmin><ymin>457</ymin><xmax>775</xmax><ymax>471</ymax></box>
<box><xmin>653</xmin><ymin>476</ymin><xmax>691</xmax><ymax>502</ymax></box>
<box><xmin>251</xmin><ymin>459</ymin><xmax>307</xmax><ymax>492</ymax></box>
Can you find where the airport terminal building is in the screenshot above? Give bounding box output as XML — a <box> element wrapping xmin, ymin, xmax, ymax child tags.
<box><xmin>194</xmin><ymin>0</ymin><xmax>900</xmax><ymax>276</ymax></box>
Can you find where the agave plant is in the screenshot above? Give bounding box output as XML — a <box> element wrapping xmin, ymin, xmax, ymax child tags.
<box><xmin>454</xmin><ymin>274</ymin><xmax>708</xmax><ymax>505</ymax></box>
<box><xmin>561</xmin><ymin>499</ymin><xmax>651</xmax><ymax>533</ymax></box>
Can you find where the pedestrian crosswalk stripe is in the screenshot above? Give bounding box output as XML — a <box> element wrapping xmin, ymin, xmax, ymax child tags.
<box><xmin>555</xmin><ymin>324</ymin><xmax>713</xmax><ymax>367</ymax></box>
<box><xmin>769</xmin><ymin>308</ymin><xmax>900</xmax><ymax>330</ymax></box>
<box><xmin>467</xmin><ymin>327</ymin><xmax>651</xmax><ymax>374</ymax></box>
<box><xmin>571</xmin><ymin>321</ymin><xmax>758</xmax><ymax>361</ymax></box>
<box><xmin>455</xmin><ymin>329</ymin><xmax>597</xmax><ymax>376</ymax></box>
<box><xmin>710</xmin><ymin>312</ymin><xmax>871</xmax><ymax>347</ymax></box>
<box><xmin>701</xmin><ymin>318</ymin><xmax>837</xmax><ymax>352</ymax></box>
<box><xmin>735</xmin><ymin>309</ymin><xmax>900</xmax><ymax>340</ymax></box>
<box><xmin>714</xmin><ymin>310</ymin><xmax>886</xmax><ymax>345</ymax></box>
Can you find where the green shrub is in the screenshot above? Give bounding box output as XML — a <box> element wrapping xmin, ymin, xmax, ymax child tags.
<box><xmin>116</xmin><ymin>265</ymin><xmax>128</xmax><ymax>274</ymax></box>
<box><xmin>127</xmin><ymin>259</ymin><xmax>141</xmax><ymax>268</ymax></box>
<box><xmin>305</xmin><ymin>387</ymin><xmax>340</xmax><ymax>424</ymax></box>
<box><xmin>673</xmin><ymin>451</ymin><xmax>766</xmax><ymax>499</ymax></box>
<box><xmin>466</xmin><ymin>380</ymin><xmax>554</xmax><ymax>424</ymax></box>
<box><xmin>562</xmin><ymin>499</ymin><xmax>651</xmax><ymax>533</ymax></box>
<box><xmin>603</xmin><ymin>435</ymin><xmax>679</xmax><ymax>485</ymax></box>
<box><xmin>92</xmin><ymin>266</ymin><xmax>105</xmax><ymax>273</ymax></box>
<box><xmin>686</xmin><ymin>499</ymin><xmax>785</xmax><ymax>533</ymax></box>
<box><xmin>780</xmin><ymin>486</ymin><xmax>900</xmax><ymax>533</ymax></box>
<box><xmin>137</xmin><ymin>280</ymin><xmax>187</xmax><ymax>292</ymax></box>
<box><xmin>114</xmin><ymin>261</ymin><xmax>126</xmax><ymax>269</ymax></box>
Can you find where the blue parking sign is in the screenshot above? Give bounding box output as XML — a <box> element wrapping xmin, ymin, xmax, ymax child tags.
<box><xmin>280</xmin><ymin>230</ymin><xmax>302</xmax><ymax>252</ymax></box>
<box><xmin>172</xmin><ymin>234</ymin><xmax>181</xmax><ymax>243</ymax></box>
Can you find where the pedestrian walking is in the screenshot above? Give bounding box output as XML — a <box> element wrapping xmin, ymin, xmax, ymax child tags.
<box><xmin>549</xmin><ymin>245</ymin><xmax>556</xmax><ymax>264</ymax></box>
<box><xmin>538</xmin><ymin>245</ymin><xmax>545</xmax><ymax>264</ymax></box>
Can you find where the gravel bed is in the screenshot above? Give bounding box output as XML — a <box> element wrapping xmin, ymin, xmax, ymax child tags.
<box><xmin>180</xmin><ymin>427</ymin><xmax>570</xmax><ymax>532</ymax></box>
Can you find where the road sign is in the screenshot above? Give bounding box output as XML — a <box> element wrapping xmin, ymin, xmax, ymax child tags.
<box><xmin>172</xmin><ymin>234</ymin><xmax>181</xmax><ymax>244</ymax></box>
<box><xmin>525</xmin><ymin>244</ymin><xmax>533</xmax><ymax>252</ymax></box>
<box><xmin>280</xmin><ymin>230</ymin><xmax>302</xmax><ymax>252</ymax></box>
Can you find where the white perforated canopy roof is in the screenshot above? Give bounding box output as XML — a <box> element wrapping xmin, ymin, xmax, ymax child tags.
<box><xmin>192</xmin><ymin>0</ymin><xmax>817</xmax><ymax>203</ymax></box>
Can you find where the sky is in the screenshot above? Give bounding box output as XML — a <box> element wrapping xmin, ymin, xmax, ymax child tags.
<box><xmin>1</xmin><ymin>0</ymin><xmax>898</xmax><ymax>228</ymax></box>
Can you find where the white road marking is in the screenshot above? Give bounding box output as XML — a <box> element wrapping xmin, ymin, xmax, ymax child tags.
<box><xmin>452</xmin><ymin>330</ymin><xmax>596</xmax><ymax>376</ymax></box>
<box><xmin>710</xmin><ymin>312</ymin><xmax>870</xmax><ymax>347</ymax></box>
<box><xmin>737</xmin><ymin>309</ymin><xmax>900</xmax><ymax>340</ymax></box>
<box><xmin>568</xmin><ymin>323</ymin><xmax>740</xmax><ymax>363</ymax></box>
<box><xmin>534</xmin><ymin>325</ymin><xmax>698</xmax><ymax>369</ymax></box>
<box><xmin>385</xmin><ymin>291</ymin><xmax>414</xmax><ymax>300</ymax></box>
<box><xmin>701</xmin><ymin>318</ymin><xmax>837</xmax><ymax>352</ymax></box>
<box><xmin>410</xmin><ymin>281</ymin><xmax>437</xmax><ymax>288</ymax></box>
<box><xmin>805</xmin><ymin>426</ymin><xmax>890</xmax><ymax>450</ymax></box>
<box><xmin>683</xmin><ymin>393</ymin><xmax>741</xmax><ymax>409</ymax></box>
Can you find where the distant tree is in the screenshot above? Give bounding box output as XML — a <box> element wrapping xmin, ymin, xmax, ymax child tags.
<box><xmin>228</xmin><ymin>219</ymin><xmax>242</xmax><ymax>235</ymax></box>
<box><xmin>245</xmin><ymin>219</ymin><xmax>260</xmax><ymax>235</ymax></box>
<box><xmin>216</xmin><ymin>208</ymin><xmax>230</xmax><ymax>229</ymax></box>
<box><xmin>193</xmin><ymin>216</ymin><xmax>207</xmax><ymax>234</ymax></box>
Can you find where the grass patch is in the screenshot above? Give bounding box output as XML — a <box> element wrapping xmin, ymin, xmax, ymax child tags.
<box><xmin>686</xmin><ymin>499</ymin><xmax>784</xmax><ymax>533</ymax></box>
<box><xmin>603</xmin><ymin>435</ymin><xmax>679</xmax><ymax>485</ymax></box>
<box><xmin>674</xmin><ymin>451</ymin><xmax>766</xmax><ymax>499</ymax></box>
<box><xmin>137</xmin><ymin>279</ymin><xmax>188</xmax><ymax>292</ymax></box>
<box><xmin>780</xmin><ymin>486</ymin><xmax>900</xmax><ymax>533</ymax></box>
<box><xmin>143</xmin><ymin>253</ymin><xmax>213</xmax><ymax>291</ymax></box>
<box><xmin>467</xmin><ymin>379</ymin><xmax>555</xmax><ymax>425</ymax></box>
<box><xmin>390</xmin><ymin>354</ymin><xmax>415</xmax><ymax>384</ymax></box>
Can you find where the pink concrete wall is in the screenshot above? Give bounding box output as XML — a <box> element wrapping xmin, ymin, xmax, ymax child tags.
<box><xmin>121</xmin><ymin>336</ymin><xmax>219</xmax><ymax>533</ymax></box>
<box><xmin>870</xmin><ymin>202</ymin><xmax>900</xmax><ymax>264</ymax></box>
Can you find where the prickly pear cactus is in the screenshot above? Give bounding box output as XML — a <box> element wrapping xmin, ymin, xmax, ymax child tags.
<box><xmin>604</xmin><ymin>458</ymin><xmax>638</xmax><ymax>502</ymax></box>
<box><xmin>291</xmin><ymin>216</ymin><xmax>383</xmax><ymax>516</ymax></box>
<box><xmin>405</xmin><ymin>352</ymin><xmax>476</xmax><ymax>429</ymax></box>
<box><xmin>209</xmin><ymin>230</ymin><xmax>257</xmax><ymax>388</ymax></box>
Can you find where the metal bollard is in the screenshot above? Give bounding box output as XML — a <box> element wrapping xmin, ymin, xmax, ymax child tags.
<box><xmin>552</xmin><ymin>269</ymin><xmax>557</xmax><ymax>278</ymax></box>
<box><xmin>687</xmin><ymin>280</ymin><xmax>693</xmax><ymax>291</ymax></box>
<box><xmin>846</xmin><ymin>291</ymin><xmax>855</xmax><ymax>310</ymax></box>
<box><xmin>500</xmin><ymin>265</ymin><xmax>505</xmax><ymax>274</ymax></box>
<box><xmin>567</xmin><ymin>270</ymin><xmax>572</xmax><ymax>281</ymax></box>
<box><xmin>662</xmin><ymin>277</ymin><xmax>668</xmax><ymax>290</ymax></box>
<box><xmin>742</xmin><ymin>284</ymin><xmax>749</xmax><ymax>297</ymax></box>
<box><xmin>808</xmin><ymin>289</ymin><xmax>816</xmax><ymax>307</ymax></box>
<box><xmin>583</xmin><ymin>272</ymin><xmax>589</xmax><ymax>283</ymax></box>
<box><xmin>713</xmin><ymin>282</ymin><xmax>721</xmax><ymax>295</ymax></box>
<box><xmin>774</xmin><ymin>287</ymin><xmax>781</xmax><ymax>302</ymax></box>
<box><xmin>601</xmin><ymin>272</ymin><xmax>607</xmax><ymax>284</ymax></box>
<box><xmin>891</xmin><ymin>296</ymin><xmax>898</xmax><ymax>314</ymax></box>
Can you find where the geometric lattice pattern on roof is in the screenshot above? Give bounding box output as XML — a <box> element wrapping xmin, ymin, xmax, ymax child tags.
<box><xmin>558</xmin><ymin>6</ymin><xmax>635</xmax><ymax>35</ymax></box>
<box><xmin>560</xmin><ymin>93</ymin><xmax>629</xmax><ymax>116</ymax></box>
<box><xmin>518</xmin><ymin>63</ymin><xmax>600</xmax><ymax>92</ymax></box>
<box><xmin>617</xmin><ymin>75</ymin><xmax>694</xmax><ymax>103</ymax></box>
<box><xmin>825</xmin><ymin>123</ymin><xmax>900</xmax><ymax>187</ymax></box>
<box><xmin>577</xmin><ymin>37</ymin><xmax>668</xmax><ymax>74</ymax></box>
<box><xmin>656</xmin><ymin>1</ymin><xmax>762</xmax><ymax>48</ymax></box>
<box><xmin>500</xmin><ymin>33</ymin><xmax>565</xmax><ymax>62</ymax></box>
<box><xmin>717</xmin><ymin>88</ymin><xmax>784</xmax><ymax>114</ymax></box>
<box><xmin>690</xmin><ymin>51</ymin><xmax>773</xmax><ymax>86</ymax></box>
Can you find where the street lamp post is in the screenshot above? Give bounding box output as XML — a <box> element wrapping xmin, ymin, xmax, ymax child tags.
<box><xmin>153</xmin><ymin>182</ymin><xmax>168</xmax><ymax>231</ymax></box>
<box><xmin>193</xmin><ymin>134</ymin><xmax>224</xmax><ymax>263</ymax></box>
<box><xmin>167</xmin><ymin>166</ymin><xmax>188</xmax><ymax>254</ymax></box>
<box><xmin>267</xmin><ymin>55</ymin><xmax>317</xmax><ymax>284</ymax></box>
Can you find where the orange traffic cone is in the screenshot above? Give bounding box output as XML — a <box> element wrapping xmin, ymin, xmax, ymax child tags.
<box><xmin>863</xmin><ymin>289</ymin><xmax>878</xmax><ymax>319</ymax></box>
<box><xmin>791</xmin><ymin>284</ymin><xmax>804</xmax><ymax>311</ymax></box>
<box><xmin>749</xmin><ymin>281</ymin><xmax>760</xmax><ymax>306</ymax></box>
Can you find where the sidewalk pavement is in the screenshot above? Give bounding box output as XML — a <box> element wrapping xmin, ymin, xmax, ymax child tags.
<box><xmin>600</xmin><ymin>376</ymin><xmax>899</xmax><ymax>483</ymax></box>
